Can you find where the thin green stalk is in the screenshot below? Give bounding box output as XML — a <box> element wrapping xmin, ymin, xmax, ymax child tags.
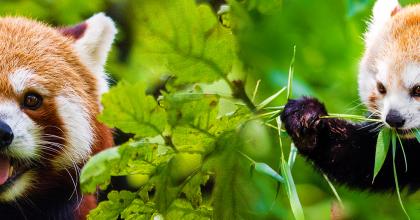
<box><xmin>321</xmin><ymin>114</ymin><xmax>382</xmax><ymax>122</ymax></box>
<box><xmin>392</xmin><ymin>132</ymin><xmax>410</xmax><ymax>219</ymax></box>
<box><xmin>322</xmin><ymin>173</ymin><xmax>343</xmax><ymax>207</ymax></box>
<box><xmin>286</xmin><ymin>46</ymin><xmax>296</xmax><ymax>100</ymax></box>
<box><xmin>252</xmin><ymin>79</ymin><xmax>261</xmax><ymax>102</ymax></box>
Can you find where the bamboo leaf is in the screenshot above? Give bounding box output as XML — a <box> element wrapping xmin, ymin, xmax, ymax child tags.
<box><xmin>373</xmin><ymin>128</ymin><xmax>391</xmax><ymax>183</ymax></box>
<box><xmin>415</xmin><ymin>129</ymin><xmax>420</xmax><ymax>143</ymax></box>
<box><xmin>256</xmin><ymin>87</ymin><xmax>286</xmax><ymax>110</ymax></box>
<box><xmin>286</xmin><ymin>46</ymin><xmax>296</xmax><ymax>100</ymax></box>
<box><xmin>391</xmin><ymin>132</ymin><xmax>411</xmax><ymax>219</ymax></box>
<box><xmin>281</xmin><ymin>160</ymin><xmax>304</xmax><ymax>220</ymax></box>
<box><xmin>254</xmin><ymin>162</ymin><xmax>285</xmax><ymax>183</ymax></box>
<box><xmin>288</xmin><ymin>144</ymin><xmax>298</xmax><ymax>169</ymax></box>
<box><xmin>322</xmin><ymin>173</ymin><xmax>343</xmax><ymax>207</ymax></box>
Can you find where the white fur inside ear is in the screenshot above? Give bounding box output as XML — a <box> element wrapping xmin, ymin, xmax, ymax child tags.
<box><xmin>365</xmin><ymin>0</ymin><xmax>400</xmax><ymax>46</ymax></box>
<box><xmin>74</xmin><ymin>13</ymin><xmax>117</xmax><ymax>96</ymax></box>
<box><xmin>372</xmin><ymin>0</ymin><xmax>399</xmax><ymax>24</ymax></box>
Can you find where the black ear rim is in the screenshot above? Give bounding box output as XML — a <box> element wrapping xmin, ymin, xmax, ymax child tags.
<box><xmin>57</xmin><ymin>22</ymin><xmax>87</xmax><ymax>40</ymax></box>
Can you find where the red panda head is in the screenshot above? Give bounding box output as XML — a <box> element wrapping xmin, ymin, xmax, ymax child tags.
<box><xmin>0</xmin><ymin>14</ymin><xmax>115</xmax><ymax>202</ymax></box>
<box><xmin>359</xmin><ymin>0</ymin><xmax>420</xmax><ymax>132</ymax></box>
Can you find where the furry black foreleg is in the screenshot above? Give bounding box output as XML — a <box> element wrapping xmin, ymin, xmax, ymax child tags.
<box><xmin>281</xmin><ymin>97</ymin><xmax>420</xmax><ymax>191</ymax></box>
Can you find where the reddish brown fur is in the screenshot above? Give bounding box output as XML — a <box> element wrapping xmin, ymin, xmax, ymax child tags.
<box><xmin>59</xmin><ymin>23</ymin><xmax>88</xmax><ymax>40</ymax></box>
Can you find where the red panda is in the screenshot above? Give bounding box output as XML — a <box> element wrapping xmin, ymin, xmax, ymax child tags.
<box><xmin>0</xmin><ymin>13</ymin><xmax>115</xmax><ymax>219</ymax></box>
<box><xmin>281</xmin><ymin>0</ymin><xmax>420</xmax><ymax>191</ymax></box>
<box><xmin>359</xmin><ymin>0</ymin><xmax>420</xmax><ymax>134</ymax></box>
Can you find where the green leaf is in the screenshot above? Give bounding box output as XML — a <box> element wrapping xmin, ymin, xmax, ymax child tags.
<box><xmin>80</xmin><ymin>147</ymin><xmax>121</xmax><ymax>193</ymax></box>
<box><xmin>165</xmin><ymin>199</ymin><xmax>212</xmax><ymax>220</ymax></box>
<box><xmin>80</xmin><ymin>141</ymin><xmax>174</xmax><ymax>194</ymax></box>
<box><xmin>281</xmin><ymin>159</ymin><xmax>305</xmax><ymax>220</ymax></box>
<box><xmin>120</xmin><ymin>199</ymin><xmax>157</xmax><ymax>220</ymax></box>
<box><xmin>211</xmin><ymin>131</ymin><xmax>285</xmax><ymax>219</ymax></box>
<box><xmin>391</xmin><ymin>132</ymin><xmax>411</xmax><ymax>220</ymax></box>
<box><xmin>162</xmin><ymin>93</ymin><xmax>219</xmax><ymax>129</ymax></box>
<box><xmin>87</xmin><ymin>191</ymin><xmax>137</xmax><ymax>220</ymax></box>
<box><xmin>415</xmin><ymin>129</ymin><xmax>420</xmax><ymax>143</ymax></box>
<box><xmin>116</xmin><ymin>142</ymin><xmax>175</xmax><ymax>176</ymax></box>
<box><xmin>288</xmin><ymin>144</ymin><xmax>298</xmax><ymax>169</ymax></box>
<box><xmin>286</xmin><ymin>46</ymin><xmax>296</xmax><ymax>100</ymax></box>
<box><xmin>256</xmin><ymin>87</ymin><xmax>286</xmax><ymax>110</ymax></box>
<box><xmin>137</xmin><ymin>0</ymin><xmax>234</xmax><ymax>84</ymax></box>
<box><xmin>253</xmin><ymin>162</ymin><xmax>285</xmax><ymax>183</ymax></box>
<box><xmin>99</xmin><ymin>82</ymin><xmax>166</xmax><ymax>137</ymax></box>
<box><xmin>180</xmin><ymin>173</ymin><xmax>210</xmax><ymax>208</ymax></box>
<box><xmin>373</xmin><ymin>128</ymin><xmax>391</xmax><ymax>182</ymax></box>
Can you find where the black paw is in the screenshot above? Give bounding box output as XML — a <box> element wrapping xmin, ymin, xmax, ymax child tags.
<box><xmin>281</xmin><ymin>97</ymin><xmax>328</xmax><ymax>153</ymax></box>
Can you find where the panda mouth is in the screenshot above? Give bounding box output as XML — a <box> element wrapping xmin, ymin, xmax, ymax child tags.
<box><xmin>0</xmin><ymin>155</ymin><xmax>30</xmax><ymax>188</ymax></box>
<box><xmin>394</xmin><ymin>128</ymin><xmax>418</xmax><ymax>139</ymax></box>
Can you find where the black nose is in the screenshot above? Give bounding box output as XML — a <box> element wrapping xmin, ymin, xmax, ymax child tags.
<box><xmin>385</xmin><ymin>109</ymin><xmax>405</xmax><ymax>128</ymax></box>
<box><xmin>0</xmin><ymin>120</ymin><xmax>13</xmax><ymax>148</ymax></box>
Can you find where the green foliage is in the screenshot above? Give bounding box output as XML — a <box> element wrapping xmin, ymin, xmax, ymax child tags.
<box><xmin>79</xmin><ymin>1</ymin><xmax>304</xmax><ymax>218</ymax></box>
<box><xmin>99</xmin><ymin>83</ymin><xmax>166</xmax><ymax>137</ymax></box>
<box><xmin>135</xmin><ymin>0</ymin><xmax>234</xmax><ymax>85</ymax></box>
<box><xmin>6</xmin><ymin>0</ymin><xmax>420</xmax><ymax>219</ymax></box>
<box><xmin>373</xmin><ymin>128</ymin><xmax>391</xmax><ymax>183</ymax></box>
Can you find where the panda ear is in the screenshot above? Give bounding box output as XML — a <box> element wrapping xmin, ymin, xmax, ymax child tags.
<box><xmin>59</xmin><ymin>13</ymin><xmax>117</xmax><ymax>74</ymax></box>
<box><xmin>372</xmin><ymin>0</ymin><xmax>401</xmax><ymax>25</ymax></box>
<box><xmin>365</xmin><ymin>0</ymin><xmax>401</xmax><ymax>44</ymax></box>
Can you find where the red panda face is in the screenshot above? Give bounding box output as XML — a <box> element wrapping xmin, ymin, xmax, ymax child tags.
<box><xmin>359</xmin><ymin>0</ymin><xmax>420</xmax><ymax>132</ymax></box>
<box><xmin>0</xmin><ymin>15</ymin><xmax>115</xmax><ymax>202</ymax></box>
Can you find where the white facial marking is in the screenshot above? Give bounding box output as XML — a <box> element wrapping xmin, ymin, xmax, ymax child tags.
<box><xmin>53</xmin><ymin>95</ymin><xmax>93</xmax><ymax>169</ymax></box>
<box><xmin>0</xmin><ymin>171</ymin><xmax>35</xmax><ymax>202</ymax></box>
<box><xmin>8</xmin><ymin>69</ymin><xmax>48</xmax><ymax>95</ymax></box>
<box><xmin>0</xmin><ymin>102</ymin><xmax>40</xmax><ymax>159</ymax></box>
<box><xmin>363</xmin><ymin>61</ymin><xmax>420</xmax><ymax>130</ymax></box>
<box><xmin>403</xmin><ymin>63</ymin><xmax>420</xmax><ymax>88</ymax></box>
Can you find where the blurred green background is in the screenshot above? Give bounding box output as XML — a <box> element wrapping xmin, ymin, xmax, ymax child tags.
<box><xmin>2</xmin><ymin>0</ymin><xmax>420</xmax><ymax>219</ymax></box>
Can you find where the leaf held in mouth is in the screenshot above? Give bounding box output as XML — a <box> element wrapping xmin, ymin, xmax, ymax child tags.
<box><xmin>373</xmin><ymin>128</ymin><xmax>391</xmax><ymax>183</ymax></box>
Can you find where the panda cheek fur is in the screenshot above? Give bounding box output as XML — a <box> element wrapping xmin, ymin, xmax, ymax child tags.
<box><xmin>367</xmin><ymin>93</ymin><xmax>379</xmax><ymax>112</ymax></box>
<box><xmin>23</xmin><ymin>97</ymin><xmax>67</xmax><ymax>163</ymax></box>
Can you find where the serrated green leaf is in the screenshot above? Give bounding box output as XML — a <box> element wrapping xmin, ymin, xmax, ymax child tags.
<box><xmin>120</xmin><ymin>199</ymin><xmax>157</xmax><ymax>220</ymax></box>
<box><xmin>87</xmin><ymin>191</ymin><xmax>137</xmax><ymax>220</ymax></box>
<box><xmin>80</xmin><ymin>147</ymin><xmax>120</xmax><ymax>193</ymax></box>
<box><xmin>81</xmin><ymin>141</ymin><xmax>174</xmax><ymax>194</ymax></box>
<box><xmin>181</xmin><ymin>173</ymin><xmax>210</xmax><ymax>208</ymax></box>
<box><xmin>166</xmin><ymin>199</ymin><xmax>212</xmax><ymax>220</ymax></box>
<box><xmin>137</xmin><ymin>0</ymin><xmax>234</xmax><ymax>85</ymax></box>
<box><xmin>172</xmin><ymin>126</ymin><xmax>215</xmax><ymax>154</ymax></box>
<box><xmin>373</xmin><ymin>128</ymin><xmax>391</xmax><ymax>182</ymax></box>
<box><xmin>162</xmin><ymin>93</ymin><xmax>219</xmax><ymax>129</ymax></box>
<box><xmin>99</xmin><ymin>82</ymin><xmax>166</xmax><ymax>137</ymax></box>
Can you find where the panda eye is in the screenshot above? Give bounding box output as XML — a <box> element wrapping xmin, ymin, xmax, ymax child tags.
<box><xmin>411</xmin><ymin>85</ymin><xmax>420</xmax><ymax>97</ymax></box>
<box><xmin>23</xmin><ymin>93</ymin><xmax>43</xmax><ymax>110</ymax></box>
<box><xmin>377</xmin><ymin>82</ymin><xmax>387</xmax><ymax>95</ymax></box>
